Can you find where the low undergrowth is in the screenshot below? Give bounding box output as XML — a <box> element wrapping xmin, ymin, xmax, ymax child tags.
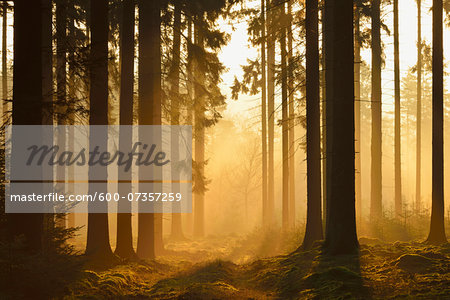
<box><xmin>65</xmin><ymin>238</ymin><xmax>450</xmax><ymax>299</ymax></box>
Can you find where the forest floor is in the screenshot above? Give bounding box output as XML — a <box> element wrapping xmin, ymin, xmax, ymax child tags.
<box><xmin>65</xmin><ymin>233</ymin><xmax>450</xmax><ymax>299</ymax></box>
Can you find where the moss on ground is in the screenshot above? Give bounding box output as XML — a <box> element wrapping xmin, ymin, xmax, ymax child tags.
<box><xmin>66</xmin><ymin>237</ymin><xmax>450</xmax><ymax>299</ymax></box>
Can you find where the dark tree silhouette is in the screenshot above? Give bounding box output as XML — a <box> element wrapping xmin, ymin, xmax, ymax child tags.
<box><xmin>85</xmin><ymin>0</ymin><xmax>115</xmax><ymax>261</ymax></box>
<box><xmin>354</xmin><ymin>2</ymin><xmax>362</xmax><ymax>226</ymax></box>
<box><xmin>394</xmin><ymin>0</ymin><xmax>402</xmax><ymax>216</ymax></box>
<box><xmin>427</xmin><ymin>0</ymin><xmax>447</xmax><ymax>245</ymax></box>
<box><xmin>2</xmin><ymin>0</ymin><xmax>7</xmax><ymax>121</ymax></box>
<box><xmin>115</xmin><ymin>0</ymin><xmax>137</xmax><ymax>259</ymax></box>
<box><xmin>9</xmin><ymin>0</ymin><xmax>44</xmax><ymax>252</ymax></box>
<box><xmin>302</xmin><ymin>0</ymin><xmax>323</xmax><ymax>250</ymax></box>
<box><xmin>137</xmin><ymin>0</ymin><xmax>162</xmax><ymax>259</ymax></box>
<box><xmin>287</xmin><ymin>0</ymin><xmax>295</xmax><ymax>229</ymax></box>
<box><xmin>56</xmin><ymin>0</ymin><xmax>67</xmax><ymax>223</ymax></box>
<box><xmin>267</xmin><ymin>0</ymin><xmax>275</xmax><ymax>226</ymax></box>
<box><xmin>280</xmin><ymin>0</ymin><xmax>289</xmax><ymax>232</ymax></box>
<box><xmin>323</xmin><ymin>0</ymin><xmax>358</xmax><ymax>255</ymax></box>
<box><xmin>416</xmin><ymin>0</ymin><xmax>422</xmax><ymax>212</ymax></box>
<box><xmin>42</xmin><ymin>0</ymin><xmax>53</xmax><ymax>125</ymax></box>
<box><xmin>169</xmin><ymin>0</ymin><xmax>184</xmax><ymax>241</ymax></box>
<box><xmin>261</xmin><ymin>0</ymin><xmax>269</xmax><ymax>228</ymax></box>
<box><xmin>371</xmin><ymin>0</ymin><xmax>382</xmax><ymax>221</ymax></box>
<box><xmin>193</xmin><ymin>16</ymin><xmax>206</xmax><ymax>238</ymax></box>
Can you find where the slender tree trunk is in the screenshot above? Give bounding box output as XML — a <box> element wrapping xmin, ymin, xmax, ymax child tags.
<box><xmin>416</xmin><ymin>0</ymin><xmax>422</xmax><ymax>213</ymax></box>
<box><xmin>193</xmin><ymin>18</ymin><xmax>205</xmax><ymax>238</ymax></box>
<box><xmin>393</xmin><ymin>0</ymin><xmax>402</xmax><ymax>217</ymax></box>
<box><xmin>323</xmin><ymin>0</ymin><xmax>358</xmax><ymax>255</ymax></box>
<box><xmin>85</xmin><ymin>0</ymin><xmax>115</xmax><ymax>262</ymax></box>
<box><xmin>427</xmin><ymin>0</ymin><xmax>447</xmax><ymax>245</ymax></box>
<box><xmin>267</xmin><ymin>0</ymin><xmax>275</xmax><ymax>225</ymax></box>
<box><xmin>137</xmin><ymin>0</ymin><xmax>162</xmax><ymax>259</ymax></box>
<box><xmin>321</xmin><ymin>7</ymin><xmax>327</xmax><ymax>228</ymax></box>
<box><xmin>56</xmin><ymin>0</ymin><xmax>67</xmax><ymax>229</ymax></box>
<box><xmin>42</xmin><ymin>0</ymin><xmax>53</xmax><ymax>126</ymax></box>
<box><xmin>41</xmin><ymin>0</ymin><xmax>54</xmax><ymax>251</ymax></box>
<box><xmin>84</xmin><ymin>6</ymin><xmax>90</xmax><ymax>101</ymax></box>
<box><xmin>67</xmin><ymin>2</ymin><xmax>76</xmax><ymax>229</ymax></box>
<box><xmin>154</xmin><ymin>210</ymin><xmax>164</xmax><ymax>255</ymax></box>
<box><xmin>2</xmin><ymin>1</ymin><xmax>7</xmax><ymax>124</ymax></box>
<box><xmin>280</xmin><ymin>2</ymin><xmax>289</xmax><ymax>232</ymax></box>
<box><xmin>303</xmin><ymin>0</ymin><xmax>323</xmax><ymax>249</ymax></box>
<box><xmin>56</xmin><ymin>0</ymin><xmax>67</xmax><ymax>113</ymax></box>
<box><xmin>287</xmin><ymin>0</ymin><xmax>295</xmax><ymax>228</ymax></box>
<box><xmin>354</xmin><ymin>4</ymin><xmax>362</xmax><ymax>227</ymax></box>
<box><xmin>186</xmin><ymin>18</ymin><xmax>194</xmax><ymax>236</ymax></box>
<box><xmin>261</xmin><ymin>0</ymin><xmax>268</xmax><ymax>227</ymax></box>
<box><xmin>9</xmin><ymin>0</ymin><xmax>44</xmax><ymax>253</ymax></box>
<box><xmin>170</xmin><ymin>1</ymin><xmax>184</xmax><ymax>240</ymax></box>
<box><xmin>370</xmin><ymin>0</ymin><xmax>382</xmax><ymax>221</ymax></box>
<box><xmin>115</xmin><ymin>0</ymin><xmax>136</xmax><ymax>259</ymax></box>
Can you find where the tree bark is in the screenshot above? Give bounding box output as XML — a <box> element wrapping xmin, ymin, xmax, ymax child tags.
<box><xmin>370</xmin><ymin>0</ymin><xmax>382</xmax><ymax>221</ymax></box>
<box><xmin>321</xmin><ymin>6</ymin><xmax>327</xmax><ymax>229</ymax></box>
<box><xmin>393</xmin><ymin>0</ymin><xmax>402</xmax><ymax>217</ymax></box>
<box><xmin>193</xmin><ymin>17</ymin><xmax>205</xmax><ymax>238</ymax></box>
<box><xmin>427</xmin><ymin>0</ymin><xmax>447</xmax><ymax>245</ymax></box>
<box><xmin>2</xmin><ymin>1</ymin><xmax>7</xmax><ymax>124</ymax></box>
<box><xmin>303</xmin><ymin>0</ymin><xmax>323</xmax><ymax>249</ymax></box>
<box><xmin>9</xmin><ymin>0</ymin><xmax>44</xmax><ymax>253</ymax></box>
<box><xmin>115</xmin><ymin>0</ymin><xmax>136</xmax><ymax>259</ymax></box>
<box><xmin>170</xmin><ymin>0</ymin><xmax>184</xmax><ymax>240</ymax></box>
<box><xmin>323</xmin><ymin>0</ymin><xmax>358</xmax><ymax>255</ymax></box>
<box><xmin>185</xmin><ymin>18</ymin><xmax>194</xmax><ymax>236</ymax></box>
<box><xmin>85</xmin><ymin>0</ymin><xmax>115</xmax><ymax>262</ymax></box>
<box><xmin>55</xmin><ymin>0</ymin><xmax>67</xmax><ymax>229</ymax></box>
<box><xmin>67</xmin><ymin>1</ymin><xmax>76</xmax><ymax>229</ymax></box>
<box><xmin>267</xmin><ymin>0</ymin><xmax>275</xmax><ymax>225</ymax></box>
<box><xmin>354</xmin><ymin>3</ymin><xmax>362</xmax><ymax>227</ymax></box>
<box><xmin>42</xmin><ymin>0</ymin><xmax>53</xmax><ymax>125</ymax></box>
<box><xmin>137</xmin><ymin>0</ymin><xmax>162</xmax><ymax>259</ymax></box>
<box><xmin>416</xmin><ymin>0</ymin><xmax>422</xmax><ymax>213</ymax></box>
<box><xmin>287</xmin><ymin>0</ymin><xmax>295</xmax><ymax>229</ymax></box>
<box><xmin>280</xmin><ymin>1</ymin><xmax>289</xmax><ymax>232</ymax></box>
<box><xmin>261</xmin><ymin>0</ymin><xmax>269</xmax><ymax>228</ymax></box>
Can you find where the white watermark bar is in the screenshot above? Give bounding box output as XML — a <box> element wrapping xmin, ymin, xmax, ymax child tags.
<box><xmin>5</xmin><ymin>125</ymin><xmax>192</xmax><ymax>213</ymax></box>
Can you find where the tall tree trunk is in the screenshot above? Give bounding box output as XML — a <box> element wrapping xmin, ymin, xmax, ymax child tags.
<box><xmin>287</xmin><ymin>0</ymin><xmax>295</xmax><ymax>228</ymax></box>
<box><xmin>56</xmin><ymin>0</ymin><xmax>67</xmax><ymax>112</ymax></box>
<box><xmin>115</xmin><ymin>0</ymin><xmax>136</xmax><ymax>259</ymax></box>
<box><xmin>42</xmin><ymin>0</ymin><xmax>53</xmax><ymax>126</ymax></box>
<box><xmin>56</xmin><ymin>0</ymin><xmax>67</xmax><ymax>228</ymax></box>
<box><xmin>427</xmin><ymin>0</ymin><xmax>447</xmax><ymax>245</ymax></box>
<box><xmin>280</xmin><ymin>1</ymin><xmax>289</xmax><ymax>232</ymax></box>
<box><xmin>85</xmin><ymin>0</ymin><xmax>114</xmax><ymax>262</ymax></box>
<box><xmin>267</xmin><ymin>0</ymin><xmax>275</xmax><ymax>225</ymax></box>
<box><xmin>321</xmin><ymin>6</ymin><xmax>327</xmax><ymax>228</ymax></box>
<box><xmin>41</xmin><ymin>0</ymin><xmax>54</xmax><ymax>251</ymax></box>
<box><xmin>393</xmin><ymin>0</ymin><xmax>402</xmax><ymax>217</ymax></box>
<box><xmin>354</xmin><ymin>4</ymin><xmax>362</xmax><ymax>227</ymax></box>
<box><xmin>193</xmin><ymin>18</ymin><xmax>205</xmax><ymax>238</ymax></box>
<box><xmin>185</xmin><ymin>18</ymin><xmax>194</xmax><ymax>236</ymax></box>
<box><xmin>416</xmin><ymin>0</ymin><xmax>422</xmax><ymax>213</ymax></box>
<box><xmin>2</xmin><ymin>1</ymin><xmax>7</xmax><ymax>124</ymax></box>
<box><xmin>137</xmin><ymin>0</ymin><xmax>162</xmax><ymax>259</ymax></box>
<box><xmin>170</xmin><ymin>1</ymin><xmax>184</xmax><ymax>240</ymax></box>
<box><xmin>67</xmin><ymin>1</ymin><xmax>76</xmax><ymax>229</ymax></box>
<box><xmin>9</xmin><ymin>0</ymin><xmax>44</xmax><ymax>253</ymax></box>
<box><xmin>323</xmin><ymin>0</ymin><xmax>358</xmax><ymax>255</ymax></box>
<box><xmin>154</xmin><ymin>208</ymin><xmax>164</xmax><ymax>254</ymax></box>
<box><xmin>261</xmin><ymin>0</ymin><xmax>269</xmax><ymax>228</ymax></box>
<box><xmin>370</xmin><ymin>0</ymin><xmax>382</xmax><ymax>221</ymax></box>
<box><xmin>303</xmin><ymin>0</ymin><xmax>323</xmax><ymax>249</ymax></box>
